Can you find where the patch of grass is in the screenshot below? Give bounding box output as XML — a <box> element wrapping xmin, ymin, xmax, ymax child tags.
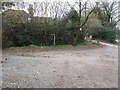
<box><xmin>75</xmin><ymin>41</ymin><xmax>100</xmax><ymax>47</ymax></box>
<box><xmin>6</xmin><ymin>41</ymin><xmax>101</xmax><ymax>51</ymax></box>
<box><xmin>8</xmin><ymin>45</ymin><xmax>50</xmax><ymax>50</ymax></box>
<box><xmin>99</xmin><ymin>40</ymin><xmax>117</xmax><ymax>45</ymax></box>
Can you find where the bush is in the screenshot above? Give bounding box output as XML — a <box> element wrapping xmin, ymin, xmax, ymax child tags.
<box><xmin>93</xmin><ymin>26</ymin><xmax>117</xmax><ymax>43</ymax></box>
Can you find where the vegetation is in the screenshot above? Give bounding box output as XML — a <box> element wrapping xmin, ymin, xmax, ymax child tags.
<box><xmin>2</xmin><ymin>1</ymin><xmax>119</xmax><ymax>49</ymax></box>
<box><xmin>6</xmin><ymin>41</ymin><xmax>101</xmax><ymax>51</ymax></box>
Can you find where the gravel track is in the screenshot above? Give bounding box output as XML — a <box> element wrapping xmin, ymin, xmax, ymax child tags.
<box><xmin>2</xmin><ymin>45</ymin><xmax>118</xmax><ymax>88</ymax></box>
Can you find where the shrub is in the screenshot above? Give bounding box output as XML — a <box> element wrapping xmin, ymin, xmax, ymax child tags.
<box><xmin>93</xmin><ymin>26</ymin><xmax>117</xmax><ymax>43</ymax></box>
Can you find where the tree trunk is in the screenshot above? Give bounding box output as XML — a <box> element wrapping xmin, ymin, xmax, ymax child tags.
<box><xmin>73</xmin><ymin>25</ymin><xmax>80</xmax><ymax>45</ymax></box>
<box><xmin>73</xmin><ymin>1</ymin><xmax>81</xmax><ymax>45</ymax></box>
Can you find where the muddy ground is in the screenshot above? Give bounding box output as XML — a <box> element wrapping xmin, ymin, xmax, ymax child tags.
<box><xmin>1</xmin><ymin>45</ymin><xmax>118</xmax><ymax>88</ymax></box>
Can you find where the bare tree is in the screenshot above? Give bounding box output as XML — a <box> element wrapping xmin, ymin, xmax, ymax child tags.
<box><xmin>72</xmin><ymin>1</ymin><xmax>96</xmax><ymax>44</ymax></box>
<box><xmin>94</xmin><ymin>1</ymin><xmax>119</xmax><ymax>26</ymax></box>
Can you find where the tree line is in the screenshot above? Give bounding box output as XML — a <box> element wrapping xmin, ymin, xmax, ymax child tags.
<box><xmin>2</xmin><ymin>1</ymin><xmax>119</xmax><ymax>48</ymax></box>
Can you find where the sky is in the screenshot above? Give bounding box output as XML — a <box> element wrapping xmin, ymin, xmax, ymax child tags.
<box><xmin>23</xmin><ymin>0</ymin><xmax>97</xmax><ymax>3</ymax></box>
<box><xmin>1</xmin><ymin>0</ymin><xmax>119</xmax><ymax>3</ymax></box>
<box><xmin>1</xmin><ymin>0</ymin><xmax>106</xmax><ymax>3</ymax></box>
<box><xmin>21</xmin><ymin>0</ymin><xmax>118</xmax><ymax>3</ymax></box>
<box><xmin>13</xmin><ymin>0</ymin><xmax>98</xmax><ymax>18</ymax></box>
<box><xmin>2</xmin><ymin>0</ymin><xmax>119</xmax><ymax>23</ymax></box>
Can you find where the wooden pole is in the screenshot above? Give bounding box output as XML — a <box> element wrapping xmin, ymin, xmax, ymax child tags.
<box><xmin>51</xmin><ymin>34</ymin><xmax>56</xmax><ymax>45</ymax></box>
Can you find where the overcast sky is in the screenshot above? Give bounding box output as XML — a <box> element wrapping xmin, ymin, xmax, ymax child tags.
<box><xmin>23</xmin><ymin>0</ymin><xmax>91</xmax><ymax>2</ymax></box>
<box><xmin>2</xmin><ymin>0</ymin><xmax>119</xmax><ymax>3</ymax></box>
<box><xmin>23</xmin><ymin>0</ymin><xmax>117</xmax><ymax>3</ymax></box>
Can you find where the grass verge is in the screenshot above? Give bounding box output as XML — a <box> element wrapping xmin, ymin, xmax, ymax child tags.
<box><xmin>4</xmin><ymin>41</ymin><xmax>101</xmax><ymax>51</ymax></box>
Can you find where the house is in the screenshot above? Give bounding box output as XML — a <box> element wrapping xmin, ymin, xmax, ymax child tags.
<box><xmin>2</xmin><ymin>9</ymin><xmax>53</xmax><ymax>24</ymax></box>
<box><xmin>2</xmin><ymin>9</ymin><xmax>29</xmax><ymax>24</ymax></box>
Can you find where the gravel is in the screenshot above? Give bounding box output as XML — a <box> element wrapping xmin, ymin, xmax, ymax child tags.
<box><xmin>2</xmin><ymin>45</ymin><xmax>118</xmax><ymax>88</ymax></box>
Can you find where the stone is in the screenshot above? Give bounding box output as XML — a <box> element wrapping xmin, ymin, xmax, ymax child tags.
<box><xmin>1</xmin><ymin>61</ymin><xmax>3</xmax><ymax>63</ymax></box>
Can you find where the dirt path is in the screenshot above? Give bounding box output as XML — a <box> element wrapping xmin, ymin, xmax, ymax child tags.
<box><xmin>2</xmin><ymin>45</ymin><xmax>118</xmax><ymax>88</ymax></box>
